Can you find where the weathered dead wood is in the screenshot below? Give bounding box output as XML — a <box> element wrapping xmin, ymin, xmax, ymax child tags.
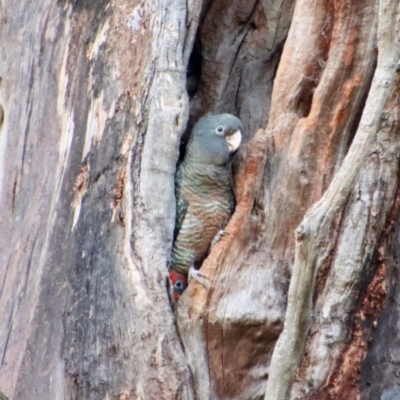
<box><xmin>175</xmin><ymin>1</ymin><xmax>296</xmax><ymax>398</ymax></box>
<box><xmin>175</xmin><ymin>0</ymin><xmax>379</xmax><ymax>398</ymax></box>
<box><xmin>1</xmin><ymin>0</ymin><xmax>399</xmax><ymax>399</ymax></box>
<box><xmin>360</xmin><ymin>187</ymin><xmax>400</xmax><ymax>399</ymax></box>
<box><xmin>189</xmin><ymin>0</ymin><xmax>295</xmax><ymax>137</ymax></box>
<box><xmin>0</xmin><ymin>1</ymin><xmax>200</xmax><ymax>398</ymax></box>
<box><xmin>265</xmin><ymin>0</ymin><xmax>400</xmax><ymax>398</ymax></box>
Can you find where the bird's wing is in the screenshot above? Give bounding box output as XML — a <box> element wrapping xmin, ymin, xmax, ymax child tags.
<box><xmin>173</xmin><ymin>166</ymin><xmax>188</xmax><ymax>241</ymax></box>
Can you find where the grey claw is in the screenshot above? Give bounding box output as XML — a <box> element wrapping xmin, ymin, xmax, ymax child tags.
<box><xmin>211</xmin><ymin>229</ymin><xmax>227</xmax><ymax>248</ymax></box>
<box><xmin>189</xmin><ymin>266</ymin><xmax>210</xmax><ymax>289</ymax></box>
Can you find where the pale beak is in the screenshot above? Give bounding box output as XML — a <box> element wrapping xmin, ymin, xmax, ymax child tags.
<box><xmin>225</xmin><ymin>130</ymin><xmax>242</xmax><ymax>152</ymax></box>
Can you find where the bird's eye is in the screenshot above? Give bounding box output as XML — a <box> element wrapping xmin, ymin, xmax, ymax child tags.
<box><xmin>175</xmin><ymin>281</ymin><xmax>183</xmax><ymax>289</ymax></box>
<box><xmin>216</xmin><ymin>126</ymin><xmax>224</xmax><ymax>134</ymax></box>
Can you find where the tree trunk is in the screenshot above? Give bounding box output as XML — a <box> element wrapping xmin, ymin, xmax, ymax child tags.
<box><xmin>0</xmin><ymin>0</ymin><xmax>198</xmax><ymax>398</ymax></box>
<box><xmin>0</xmin><ymin>1</ymin><xmax>399</xmax><ymax>400</ymax></box>
<box><xmin>266</xmin><ymin>1</ymin><xmax>400</xmax><ymax>398</ymax></box>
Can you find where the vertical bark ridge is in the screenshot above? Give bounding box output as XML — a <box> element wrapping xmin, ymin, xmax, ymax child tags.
<box><xmin>266</xmin><ymin>0</ymin><xmax>400</xmax><ymax>398</ymax></box>
<box><xmin>0</xmin><ymin>0</ymin><xmax>201</xmax><ymax>398</ymax></box>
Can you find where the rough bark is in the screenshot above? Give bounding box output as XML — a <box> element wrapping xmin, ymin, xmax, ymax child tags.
<box><xmin>1</xmin><ymin>0</ymin><xmax>400</xmax><ymax>399</ymax></box>
<box><xmin>0</xmin><ymin>0</ymin><xmax>199</xmax><ymax>398</ymax></box>
<box><xmin>361</xmin><ymin>191</ymin><xmax>400</xmax><ymax>399</ymax></box>
<box><xmin>177</xmin><ymin>0</ymin><xmax>390</xmax><ymax>399</ymax></box>
<box><xmin>266</xmin><ymin>0</ymin><xmax>400</xmax><ymax>397</ymax></box>
<box><xmin>188</xmin><ymin>0</ymin><xmax>294</xmax><ymax>137</ymax></box>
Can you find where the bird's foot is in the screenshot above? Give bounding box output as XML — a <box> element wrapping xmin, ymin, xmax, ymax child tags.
<box><xmin>211</xmin><ymin>229</ymin><xmax>227</xmax><ymax>249</ymax></box>
<box><xmin>189</xmin><ymin>266</ymin><xmax>210</xmax><ymax>289</ymax></box>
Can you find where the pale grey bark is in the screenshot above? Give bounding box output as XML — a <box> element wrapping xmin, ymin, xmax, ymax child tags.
<box><xmin>0</xmin><ymin>1</ymin><xmax>199</xmax><ymax>398</ymax></box>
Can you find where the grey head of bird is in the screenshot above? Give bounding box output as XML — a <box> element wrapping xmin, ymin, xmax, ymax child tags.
<box><xmin>187</xmin><ymin>113</ymin><xmax>243</xmax><ymax>165</ymax></box>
